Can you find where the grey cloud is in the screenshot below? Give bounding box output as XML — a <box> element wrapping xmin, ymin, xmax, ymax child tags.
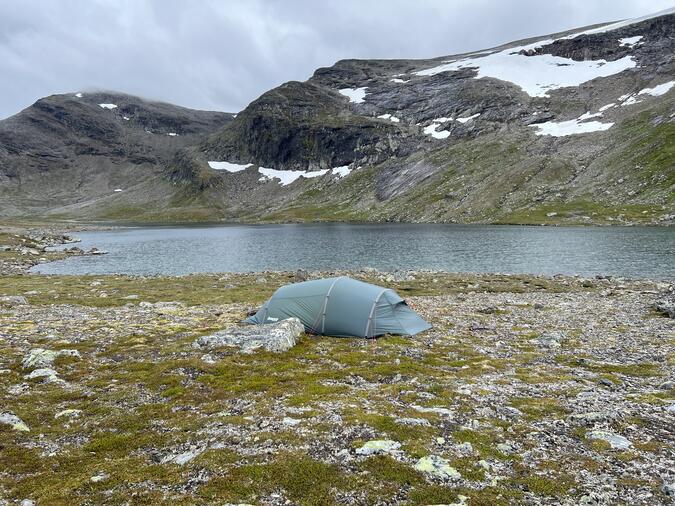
<box><xmin>0</xmin><ymin>0</ymin><xmax>672</xmax><ymax>118</ymax></box>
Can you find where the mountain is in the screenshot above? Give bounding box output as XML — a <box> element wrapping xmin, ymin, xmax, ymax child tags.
<box><xmin>0</xmin><ymin>92</ymin><xmax>234</xmax><ymax>219</ymax></box>
<box><xmin>1</xmin><ymin>9</ymin><xmax>673</xmax><ymax>224</ymax></box>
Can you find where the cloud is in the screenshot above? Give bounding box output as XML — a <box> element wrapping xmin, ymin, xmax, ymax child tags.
<box><xmin>0</xmin><ymin>0</ymin><xmax>672</xmax><ymax>118</ymax></box>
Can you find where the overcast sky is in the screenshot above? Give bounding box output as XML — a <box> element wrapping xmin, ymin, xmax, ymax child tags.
<box><xmin>0</xmin><ymin>0</ymin><xmax>672</xmax><ymax>118</ymax></box>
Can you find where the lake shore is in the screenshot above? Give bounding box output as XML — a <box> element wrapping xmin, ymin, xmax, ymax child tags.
<box><xmin>1</xmin><ymin>226</ymin><xmax>674</xmax><ymax>504</ymax></box>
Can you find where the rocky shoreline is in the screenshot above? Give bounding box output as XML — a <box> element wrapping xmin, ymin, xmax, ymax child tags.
<box><xmin>0</xmin><ymin>227</ymin><xmax>673</xmax><ymax>505</ymax></box>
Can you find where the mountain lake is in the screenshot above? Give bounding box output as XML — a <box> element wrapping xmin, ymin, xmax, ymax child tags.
<box><xmin>30</xmin><ymin>223</ymin><xmax>675</xmax><ymax>279</ymax></box>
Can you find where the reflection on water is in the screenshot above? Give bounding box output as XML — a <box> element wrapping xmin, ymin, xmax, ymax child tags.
<box><xmin>32</xmin><ymin>223</ymin><xmax>675</xmax><ymax>279</ymax></box>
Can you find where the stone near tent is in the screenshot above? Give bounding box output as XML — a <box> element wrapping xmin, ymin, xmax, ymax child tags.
<box><xmin>246</xmin><ymin>276</ymin><xmax>431</xmax><ymax>338</ymax></box>
<box><xmin>194</xmin><ymin>317</ymin><xmax>304</xmax><ymax>353</ymax></box>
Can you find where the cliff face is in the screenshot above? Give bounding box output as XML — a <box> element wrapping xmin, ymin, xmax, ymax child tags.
<box><xmin>1</xmin><ymin>10</ymin><xmax>673</xmax><ymax>224</ymax></box>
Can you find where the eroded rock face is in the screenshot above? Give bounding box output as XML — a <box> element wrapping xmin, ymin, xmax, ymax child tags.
<box><xmin>194</xmin><ymin>317</ymin><xmax>304</xmax><ymax>353</ymax></box>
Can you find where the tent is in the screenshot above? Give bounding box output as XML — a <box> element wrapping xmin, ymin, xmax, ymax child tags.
<box><xmin>245</xmin><ymin>276</ymin><xmax>432</xmax><ymax>338</ymax></box>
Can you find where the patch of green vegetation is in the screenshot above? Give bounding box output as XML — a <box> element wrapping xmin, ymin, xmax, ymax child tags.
<box><xmin>516</xmin><ymin>473</ymin><xmax>575</xmax><ymax>496</ymax></box>
<box><xmin>509</xmin><ymin>397</ymin><xmax>567</xmax><ymax>421</ymax></box>
<box><xmin>555</xmin><ymin>355</ymin><xmax>662</xmax><ymax>378</ymax></box>
<box><xmin>452</xmin><ymin>429</ymin><xmax>510</xmax><ymax>460</ymax></box>
<box><xmin>199</xmin><ymin>453</ymin><xmax>353</xmax><ymax>505</ymax></box>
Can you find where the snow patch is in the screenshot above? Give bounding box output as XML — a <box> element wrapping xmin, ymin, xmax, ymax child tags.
<box><xmin>258</xmin><ymin>167</ymin><xmax>328</xmax><ymax>186</ymax></box>
<box><xmin>208</xmin><ymin>161</ymin><xmax>252</xmax><ymax>173</ymax></box>
<box><xmin>113</xmin><ymin>189</ymin><xmax>123</xmax><ymax>192</ymax></box>
<box><xmin>598</xmin><ymin>103</ymin><xmax>616</xmax><ymax>112</ymax></box>
<box><xmin>413</xmin><ymin>14</ymin><xmax>647</xmax><ymax>99</ymax></box>
<box><xmin>423</xmin><ymin>119</ymin><xmax>451</xmax><ymax>139</ymax></box>
<box><xmin>638</xmin><ymin>80</ymin><xmax>675</xmax><ymax>97</ymax></box>
<box><xmin>339</xmin><ymin>87</ymin><xmax>368</xmax><ymax>103</ymax></box>
<box><xmin>167</xmin><ymin>132</ymin><xmax>178</xmax><ymax>137</ymax></box>
<box><xmin>331</xmin><ymin>166</ymin><xmax>352</xmax><ymax>178</ymax></box>
<box><xmin>122</xmin><ymin>116</ymin><xmax>130</xmax><ymax>121</ymax></box>
<box><xmin>74</xmin><ymin>92</ymin><xmax>83</xmax><ymax>98</ymax></box>
<box><xmin>98</xmin><ymin>103</ymin><xmax>117</xmax><ymax>110</ymax></box>
<box><xmin>531</xmin><ymin>118</ymin><xmax>614</xmax><ymax>137</ymax></box>
<box><xmin>377</xmin><ymin>113</ymin><xmax>400</xmax><ymax>123</ymax></box>
<box><xmin>619</xmin><ymin>81</ymin><xmax>675</xmax><ymax>107</ymax></box>
<box><xmin>456</xmin><ymin>113</ymin><xmax>480</xmax><ymax>124</ymax></box>
<box><xmin>414</xmin><ymin>45</ymin><xmax>636</xmax><ymax>98</ymax></box>
<box><xmin>578</xmin><ymin>111</ymin><xmax>602</xmax><ymax>120</ymax></box>
<box><xmin>619</xmin><ymin>35</ymin><xmax>643</xmax><ymax>47</ymax></box>
<box><xmin>390</xmin><ymin>78</ymin><xmax>409</xmax><ymax>83</ymax></box>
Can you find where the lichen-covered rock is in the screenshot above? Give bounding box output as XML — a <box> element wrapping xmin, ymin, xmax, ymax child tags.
<box><xmin>194</xmin><ymin>317</ymin><xmax>304</xmax><ymax>353</ymax></box>
<box><xmin>24</xmin><ymin>367</ymin><xmax>62</xmax><ymax>383</ymax></box>
<box><xmin>355</xmin><ymin>440</ymin><xmax>401</xmax><ymax>456</ymax></box>
<box><xmin>587</xmin><ymin>430</ymin><xmax>632</xmax><ymax>450</ymax></box>
<box><xmin>22</xmin><ymin>348</ymin><xmax>81</xmax><ymax>370</ymax></box>
<box><xmin>55</xmin><ymin>409</ymin><xmax>82</xmax><ymax>419</ymax></box>
<box><xmin>414</xmin><ymin>455</ymin><xmax>461</xmax><ymax>480</ymax></box>
<box><xmin>0</xmin><ymin>412</ymin><xmax>29</xmax><ymax>432</ymax></box>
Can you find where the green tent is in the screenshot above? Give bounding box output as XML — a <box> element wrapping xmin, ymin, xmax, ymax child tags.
<box><xmin>245</xmin><ymin>276</ymin><xmax>431</xmax><ymax>338</ymax></box>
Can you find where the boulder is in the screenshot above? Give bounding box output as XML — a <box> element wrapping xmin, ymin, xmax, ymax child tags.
<box><xmin>194</xmin><ymin>317</ymin><xmax>304</xmax><ymax>353</ymax></box>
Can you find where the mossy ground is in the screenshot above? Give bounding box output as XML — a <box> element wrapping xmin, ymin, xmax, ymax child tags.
<box><xmin>0</xmin><ymin>266</ymin><xmax>673</xmax><ymax>504</ymax></box>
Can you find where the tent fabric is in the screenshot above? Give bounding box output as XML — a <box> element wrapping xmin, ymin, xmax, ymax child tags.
<box><xmin>245</xmin><ymin>276</ymin><xmax>432</xmax><ymax>338</ymax></box>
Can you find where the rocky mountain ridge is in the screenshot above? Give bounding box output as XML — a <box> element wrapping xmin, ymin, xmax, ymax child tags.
<box><xmin>0</xmin><ymin>9</ymin><xmax>673</xmax><ymax>224</ymax></box>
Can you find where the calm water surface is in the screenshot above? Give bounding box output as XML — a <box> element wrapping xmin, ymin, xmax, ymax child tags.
<box><xmin>32</xmin><ymin>224</ymin><xmax>675</xmax><ymax>279</ymax></box>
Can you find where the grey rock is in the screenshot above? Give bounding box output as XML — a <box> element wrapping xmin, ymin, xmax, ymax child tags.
<box><xmin>0</xmin><ymin>295</ymin><xmax>28</xmax><ymax>307</ymax></box>
<box><xmin>0</xmin><ymin>412</ymin><xmax>30</xmax><ymax>432</ymax></box>
<box><xmin>663</xmin><ymin>481</ymin><xmax>675</xmax><ymax>497</ymax></box>
<box><xmin>654</xmin><ymin>293</ymin><xmax>675</xmax><ymax>318</ymax></box>
<box><xmin>587</xmin><ymin>430</ymin><xmax>632</xmax><ymax>450</ymax></box>
<box><xmin>25</xmin><ymin>367</ymin><xmax>63</xmax><ymax>383</ymax></box>
<box><xmin>569</xmin><ymin>411</ymin><xmax>618</xmax><ymax>426</ymax></box>
<box><xmin>499</xmin><ymin>406</ymin><xmax>523</xmax><ymax>419</ymax></box>
<box><xmin>395</xmin><ymin>417</ymin><xmax>431</xmax><ymax>426</ymax></box>
<box><xmin>194</xmin><ymin>317</ymin><xmax>304</xmax><ymax>353</ymax></box>
<box><xmin>659</xmin><ymin>381</ymin><xmax>674</xmax><ymax>390</ymax></box>
<box><xmin>534</xmin><ymin>333</ymin><xmax>562</xmax><ymax>348</ymax></box>
<box><xmin>161</xmin><ymin>447</ymin><xmax>205</xmax><ymax>465</ymax></box>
